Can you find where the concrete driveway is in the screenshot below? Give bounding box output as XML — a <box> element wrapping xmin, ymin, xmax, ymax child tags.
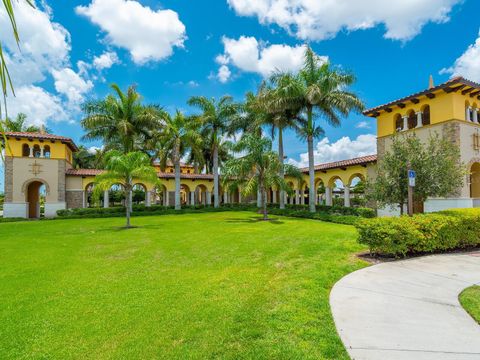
<box><xmin>330</xmin><ymin>253</ymin><xmax>480</xmax><ymax>360</ymax></box>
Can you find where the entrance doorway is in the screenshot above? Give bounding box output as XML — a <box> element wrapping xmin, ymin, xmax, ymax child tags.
<box><xmin>26</xmin><ymin>181</ymin><xmax>46</xmax><ymax>218</ymax></box>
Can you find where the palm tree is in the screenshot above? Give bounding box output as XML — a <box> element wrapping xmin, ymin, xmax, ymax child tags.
<box><xmin>187</xmin><ymin>96</ymin><xmax>239</xmax><ymax>208</ymax></box>
<box><xmin>81</xmin><ymin>84</ymin><xmax>162</xmax><ymax>153</ymax></box>
<box><xmin>73</xmin><ymin>145</ymin><xmax>105</xmax><ymax>169</ymax></box>
<box><xmin>93</xmin><ymin>151</ymin><xmax>160</xmax><ymax>228</ymax></box>
<box><xmin>2</xmin><ymin>113</ymin><xmax>49</xmax><ymax>132</ymax></box>
<box><xmin>222</xmin><ymin>133</ymin><xmax>301</xmax><ymax>220</ymax></box>
<box><xmin>258</xmin><ymin>74</ymin><xmax>303</xmax><ymax>209</ymax></box>
<box><xmin>296</xmin><ymin>47</ymin><xmax>364</xmax><ymax>212</ymax></box>
<box><xmin>152</xmin><ymin>110</ymin><xmax>202</xmax><ymax>210</ymax></box>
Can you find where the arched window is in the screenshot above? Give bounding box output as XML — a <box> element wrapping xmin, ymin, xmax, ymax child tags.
<box><xmin>44</xmin><ymin>145</ymin><xmax>51</xmax><ymax>158</ymax></box>
<box><xmin>22</xmin><ymin>143</ymin><xmax>30</xmax><ymax>157</ymax></box>
<box><xmin>466</xmin><ymin>101</ymin><xmax>472</xmax><ymax>121</ymax></box>
<box><xmin>407</xmin><ymin>110</ymin><xmax>416</xmax><ymax>129</ymax></box>
<box><xmin>422</xmin><ymin>105</ymin><xmax>430</xmax><ymax>126</ymax></box>
<box><xmin>33</xmin><ymin>144</ymin><xmax>41</xmax><ymax>158</ymax></box>
<box><xmin>394</xmin><ymin>114</ymin><xmax>403</xmax><ymax>132</ymax></box>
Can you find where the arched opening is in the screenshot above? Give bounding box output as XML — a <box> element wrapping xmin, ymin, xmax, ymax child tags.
<box><xmin>470</xmin><ymin>163</ymin><xmax>480</xmax><ymax>198</ymax></box>
<box><xmin>349</xmin><ymin>174</ymin><xmax>366</xmax><ymax>207</ymax></box>
<box><xmin>44</xmin><ymin>145</ymin><xmax>51</xmax><ymax>158</ymax></box>
<box><xmin>26</xmin><ymin>180</ymin><xmax>46</xmax><ymax>218</ymax></box>
<box><xmin>421</xmin><ymin>105</ymin><xmax>431</xmax><ymax>126</ymax></box>
<box><xmin>132</xmin><ymin>184</ymin><xmax>146</xmax><ymax>205</ymax></box>
<box><xmin>85</xmin><ymin>183</ymin><xmax>95</xmax><ymax>208</ymax></box>
<box><xmin>286</xmin><ymin>182</ymin><xmax>295</xmax><ymax>205</ymax></box>
<box><xmin>466</xmin><ymin>101</ymin><xmax>472</xmax><ymax>121</ymax></box>
<box><xmin>22</xmin><ymin>143</ymin><xmax>30</xmax><ymax>157</ymax></box>
<box><xmin>394</xmin><ymin>114</ymin><xmax>403</xmax><ymax>132</ymax></box>
<box><xmin>154</xmin><ymin>184</ymin><xmax>168</xmax><ymax>206</ymax></box>
<box><xmin>328</xmin><ymin>177</ymin><xmax>345</xmax><ymax>207</ymax></box>
<box><xmin>407</xmin><ymin>110</ymin><xmax>416</xmax><ymax>129</ymax></box>
<box><xmin>109</xmin><ymin>184</ymin><xmax>125</xmax><ymax>207</ymax></box>
<box><xmin>180</xmin><ymin>184</ymin><xmax>191</xmax><ymax>205</ymax></box>
<box><xmin>195</xmin><ymin>184</ymin><xmax>208</xmax><ymax>205</ymax></box>
<box><xmin>33</xmin><ymin>144</ymin><xmax>41</xmax><ymax>158</ymax></box>
<box><xmin>315</xmin><ymin>179</ymin><xmax>325</xmax><ymax>205</ymax></box>
<box><xmin>303</xmin><ymin>185</ymin><xmax>309</xmax><ymax>205</ymax></box>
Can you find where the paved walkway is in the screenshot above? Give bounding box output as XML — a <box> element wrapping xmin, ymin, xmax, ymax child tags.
<box><xmin>330</xmin><ymin>253</ymin><xmax>480</xmax><ymax>360</ymax></box>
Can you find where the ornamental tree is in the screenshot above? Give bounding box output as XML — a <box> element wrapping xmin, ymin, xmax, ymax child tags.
<box><xmin>367</xmin><ymin>132</ymin><xmax>465</xmax><ymax>214</ymax></box>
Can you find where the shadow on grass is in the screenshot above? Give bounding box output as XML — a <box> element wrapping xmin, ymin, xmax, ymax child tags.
<box><xmin>224</xmin><ymin>216</ymin><xmax>284</xmax><ymax>225</ymax></box>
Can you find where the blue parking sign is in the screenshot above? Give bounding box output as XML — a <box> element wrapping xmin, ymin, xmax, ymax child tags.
<box><xmin>408</xmin><ymin>170</ymin><xmax>416</xmax><ymax>187</ymax></box>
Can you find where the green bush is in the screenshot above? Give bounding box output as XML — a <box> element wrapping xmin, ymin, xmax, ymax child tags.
<box><xmin>356</xmin><ymin>209</ymin><xmax>480</xmax><ymax>257</ymax></box>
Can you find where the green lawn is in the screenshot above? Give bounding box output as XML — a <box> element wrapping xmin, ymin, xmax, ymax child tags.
<box><xmin>0</xmin><ymin>211</ymin><xmax>367</xmax><ymax>359</ymax></box>
<box><xmin>460</xmin><ymin>286</ymin><xmax>480</xmax><ymax>324</ymax></box>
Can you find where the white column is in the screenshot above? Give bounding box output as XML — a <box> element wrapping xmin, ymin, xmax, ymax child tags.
<box><xmin>163</xmin><ymin>189</ymin><xmax>168</xmax><ymax>206</ymax></box>
<box><xmin>206</xmin><ymin>191</ymin><xmax>211</xmax><ymax>205</ymax></box>
<box><xmin>40</xmin><ymin>146</ymin><xmax>45</xmax><ymax>158</ymax></box>
<box><xmin>224</xmin><ymin>191</ymin><xmax>229</xmax><ymax>204</ymax></box>
<box><xmin>146</xmin><ymin>191</ymin><xmax>151</xmax><ymax>207</ymax></box>
<box><xmin>295</xmin><ymin>189</ymin><xmax>300</xmax><ymax>205</ymax></box>
<box><xmin>29</xmin><ymin>145</ymin><xmax>33</xmax><ymax>158</ymax></box>
<box><xmin>325</xmin><ymin>186</ymin><xmax>332</xmax><ymax>206</ymax></box>
<box><xmin>467</xmin><ymin>106</ymin><xmax>472</xmax><ymax>122</ymax></box>
<box><xmin>103</xmin><ymin>190</ymin><xmax>109</xmax><ymax>208</ymax></box>
<box><xmin>300</xmin><ymin>191</ymin><xmax>305</xmax><ymax>205</ymax></box>
<box><xmin>344</xmin><ymin>186</ymin><xmax>351</xmax><ymax>207</ymax></box>
<box><xmin>474</xmin><ymin>109</ymin><xmax>479</xmax><ymax>124</ymax></box>
<box><xmin>238</xmin><ymin>191</ymin><xmax>242</xmax><ymax>204</ymax></box>
<box><xmin>402</xmin><ymin>115</ymin><xmax>408</xmax><ymax>131</ymax></box>
<box><xmin>415</xmin><ymin>112</ymin><xmax>423</xmax><ymax>128</ymax></box>
<box><xmin>272</xmin><ymin>191</ymin><xmax>277</xmax><ymax>204</ymax></box>
<box><xmin>190</xmin><ymin>191</ymin><xmax>195</xmax><ymax>205</ymax></box>
<box><xmin>82</xmin><ymin>191</ymin><xmax>86</xmax><ymax>208</ymax></box>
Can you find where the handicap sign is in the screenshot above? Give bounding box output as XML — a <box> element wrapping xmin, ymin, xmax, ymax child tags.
<box><xmin>408</xmin><ymin>170</ymin><xmax>416</xmax><ymax>187</ymax></box>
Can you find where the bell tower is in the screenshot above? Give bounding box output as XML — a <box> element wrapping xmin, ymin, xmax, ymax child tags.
<box><xmin>2</xmin><ymin>132</ymin><xmax>77</xmax><ymax>218</ymax></box>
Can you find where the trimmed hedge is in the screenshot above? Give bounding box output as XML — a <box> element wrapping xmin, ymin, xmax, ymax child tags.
<box><xmin>356</xmin><ymin>209</ymin><xmax>480</xmax><ymax>257</ymax></box>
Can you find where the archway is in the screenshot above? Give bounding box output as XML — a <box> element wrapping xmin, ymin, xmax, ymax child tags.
<box><xmin>109</xmin><ymin>184</ymin><xmax>125</xmax><ymax>207</ymax></box>
<box><xmin>348</xmin><ymin>174</ymin><xmax>366</xmax><ymax>207</ymax></box>
<box><xmin>26</xmin><ymin>180</ymin><xmax>46</xmax><ymax>218</ymax></box>
<box><xmin>195</xmin><ymin>184</ymin><xmax>208</xmax><ymax>205</ymax></box>
<box><xmin>180</xmin><ymin>184</ymin><xmax>191</xmax><ymax>205</ymax></box>
<box><xmin>470</xmin><ymin>163</ymin><xmax>480</xmax><ymax>198</ymax></box>
<box><xmin>132</xmin><ymin>183</ymin><xmax>147</xmax><ymax>205</ymax></box>
<box><xmin>315</xmin><ymin>179</ymin><xmax>325</xmax><ymax>205</ymax></box>
<box><xmin>85</xmin><ymin>182</ymin><xmax>95</xmax><ymax>208</ymax></box>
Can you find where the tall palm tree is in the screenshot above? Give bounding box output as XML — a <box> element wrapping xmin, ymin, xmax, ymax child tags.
<box><xmin>153</xmin><ymin>110</ymin><xmax>202</xmax><ymax>210</ymax></box>
<box><xmin>81</xmin><ymin>84</ymin><xmax>162</xmax><ymax>154</ymax></box>
<box><xmin>73</xmin><ymin>145</ymin><xmax>105</xmax><ymax>169</ymax></box>
<box><xmin>258</xmin><ymin>74</ymin><xmax>303</xmax><ymax>209</ymax></box>
<box><xmin>297</xmin><ymin>47</ymin><xmax>364</xmax><ymax>212</ymax></box>
<box><xmin>187</xmin><ymin>96</ymin><xmax>239</xmax><ymax>208</ymax></box>
<box><xmin>93</xmin><ymin>151</ymin><xmax>159</xmax><ymax>228</ymax></box>
<box><xmin>2</xmin><ymin>113</ymin><xmax>49</xmax><ymax>132</ymax></box>
<box><xmin>222</xmin><ymin>133</ymin><xmax>301</xmax><ymax>220</ymax></box>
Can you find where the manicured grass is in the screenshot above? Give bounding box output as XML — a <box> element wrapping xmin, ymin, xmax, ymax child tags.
<box><xmin>460</xmin><ymin>286</ymin><xmax>480</xmax><ymax>324</ymax></box>
<box><xmin>0</xmin><ymin>212</ymin><xmax>367</xmax><ymax>359</ymax></box>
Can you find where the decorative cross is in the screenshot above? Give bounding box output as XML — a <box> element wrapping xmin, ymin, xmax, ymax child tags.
<box><xmin>29</xmin><ymin>160</ymin><xmax>42</xmax><ymax>176</ymax></box>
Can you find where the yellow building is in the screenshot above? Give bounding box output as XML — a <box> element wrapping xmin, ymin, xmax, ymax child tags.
<box><xmin>364</xmin><ymin>76</ymin><xmax>480</xmax><ymax>213</ymax></box>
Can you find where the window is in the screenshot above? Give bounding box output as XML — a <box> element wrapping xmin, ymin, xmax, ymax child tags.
<box><xmin>44</xmin><ymin>145</ymin><xmax>51</xmax><ymax>158</ymax></box>
<box><xmin>394</xmin><ymin>114</ymin><xmax>403</xmax><ymax>132</ymax></box>
<box><xmin>407</xmin><ymin>111</ymin><xmax>416</xmax><ymax>129</ymax></box>
<box><xmin>422</xmin><ymin>105</ymin><xmax>430</xmax><ymax>125</ymax></box>
<box><xmin>22</xmin><ymin>144</ymin><xmax>30</xmax><ymax>157</ymax></box>
<box><xmin>33</xmin><ymin>144</ymin><xmax>41</xmax><ymax>158</ymax></box>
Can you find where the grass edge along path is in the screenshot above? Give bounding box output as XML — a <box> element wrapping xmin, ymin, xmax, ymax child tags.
<box><xmin>459</xmin><ymin>285</ymin><xmax>480</xmax><ymax>324</ymax></box>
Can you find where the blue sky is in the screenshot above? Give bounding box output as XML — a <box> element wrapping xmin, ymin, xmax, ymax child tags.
<box><xmin>2</xmin><ymin>0</ymin><xmax>480</xmax><ymax>172</ymax></box>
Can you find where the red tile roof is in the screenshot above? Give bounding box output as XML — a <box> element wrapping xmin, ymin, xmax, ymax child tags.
<box><xmin>301</xmin><ymin>154</ymin><xmax>377</xmax><ymax>173</ymax></box>
<box><xmin>363</xmin><ymin>76</ymin><xmax>480</xmax><ymax>117</ymax></box>
<box><xmin>66</xmin><ymin>168</ymin><xmax>104</xmax><ymax>176</ymax></box>
<box><xmin>5</xmin><ymin>132</ymin><xmax>79</xmax><ymax>151</ymax></box>
<box><xmin>66</xmin><ymin>168</ymin><xmax>214</xmax><ymax>180</ymax></box>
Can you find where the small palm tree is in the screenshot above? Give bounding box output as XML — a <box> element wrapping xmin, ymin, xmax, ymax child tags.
<box><xmin>152</xmin><ymin>110</ymin><xmax>202</xmax><ymax>210</ymax></box>
<box><xmin>285</xmin><ymin>47</ymin><xmax>364</xmax><ymax>212</ymax></box>
<box><xmin>81</xmin><ymin>84</ymin><xmax>162</xmax><ymax>153</ymax></box>
<box><xmin>222</xmin><ymin>133</ymin><xmax>301</xmax><ymax>220</ymax></box>
<box><xmin>93</xmin><ymin>151</ymin><xmax>160</xmax><ymax>228</ymax></box>
<box><xmin>2</xmin><ymin>113</ymin><xmax>48</xmax><ymax>132</ymax></box>
<box><xmin>188</xmin><ymin>95</ymin><xmax>239</xmax><ymax>208</ymax></box>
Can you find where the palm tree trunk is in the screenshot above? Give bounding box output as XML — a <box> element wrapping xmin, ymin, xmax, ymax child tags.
<box><xmin>261</xmin><ymin>185</ymin><xmax>268</xmax><ymax>220</ymax></box>
<box><xmin>278</xmin><ymin>126</ymin><xmax>285</xmax><ymax>210</ymax></box>
<box><xmin>175</xmin><ymin>153</ymin><xmax>181</xmax><ymax>211</ymax></box>
<box><xmin>213</xmin><ymin>144</ymin><xmax>219</xmax><ymax>208</ymax></box>
<box><xmin>125</xmin><ymin>184</ymin><xmax>131</xmax><ymax>228</ymax></box>
<box><xmin>307</xmin><ymin>106</ymin><xmax>316</xmax><ymax>213</ymax></box>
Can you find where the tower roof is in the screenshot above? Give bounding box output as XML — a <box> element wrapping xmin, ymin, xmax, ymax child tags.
<box><xmin>4</xmin><ymin>132</ymin><xmax>79</xmax><ymax>151</ymax></box>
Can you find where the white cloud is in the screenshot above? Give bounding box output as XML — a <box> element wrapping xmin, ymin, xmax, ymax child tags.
<box><xmin>76</xmin><ymin>0</ymin><xmax>186</xmax><ymax>64</ymax></box>
<box><xmin>216</xmin><ymin>36</ymin><xmax>324</xmax><ymax>81</ymax></box>
<box><xmin>0</xmin><ymin>1</ymin><xmax>93</xmax><ymax>126</ymax></box>
<box><xmin>6</xmin><ymin>86</ymin><xmax>67</xmax><ymax>126</ymax></box>
<box><xmin>93</xmin><ymin>51</ymin><xmax>120</xmax><ymax>70</ymax></box>
<box><xmin>441</xmin><ymin>30</ymin><xmax>480</xmax><ymax>82</ymax></box>
<box><xmin>227</xmin><ymin>0</ymin><xmax>462</xmax><ymax>41</ymax></box>
<box><xmin>355</xmin><ymin>121</ymin><xmax>371</xmax><ymax>129</ymax></box>
<box><xmin>51</xmin><ymin>68</ymin><xmax>94</xmax><ymax>107</ymax></box>
<box><xmin>217</xmin><ymin>65</ymin><xmax>232</xmax><ymax>83</ymax></box>
<box><xmin>288</xmin><ymin>134</ymin><xmax>377</xmax><ymax>168</ymax></box>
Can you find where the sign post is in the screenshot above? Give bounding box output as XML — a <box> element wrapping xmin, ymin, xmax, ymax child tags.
<box><xmin>407</xmin><ymin>169</ymin><xmax>416</xmax><ymax>216</ymax></box>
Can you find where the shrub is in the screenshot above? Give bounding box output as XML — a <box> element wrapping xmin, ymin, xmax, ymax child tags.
<box><xmin>356</xmin><ymin>209</ymin><xmax>480</xmax><ymax>257</ymax></box>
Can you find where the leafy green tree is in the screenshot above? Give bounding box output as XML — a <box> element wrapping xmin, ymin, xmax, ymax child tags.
<box><xmin>188</xmin><ymin>95</ymin><xmax>239</xmax><ymax>208</ymax></box>
<box><xmin>222</xmin><ymin>133</ymin><xmax>301</xmax><ymax>220</ymax></box>
<box><xmin>152</xmin><ymin>110</ymin><xmax>202</xmax><ymax>210</ymax></box>
<box><xmin>1</xmin><ymin>113</ymin><xmax>50</xmax><ymax>133</ymax></box>
<box><xmin>73</xmin><ymin>145</ymin><xmax>105</xmax><ymax>169</ymax></box>
<box><xmin>93</xmin><ymin>151</ymin><xmax>159</xmax><ymax>228</ymax></box>
<box><xmin>81</xmin><ymin>84</ymin><xmax>162</xmax><ymax>153</ymax></box>
<box><xmin>367</xmin><ymin>133</ymin><xmax>465</xmax><ymax>214</ymax></box>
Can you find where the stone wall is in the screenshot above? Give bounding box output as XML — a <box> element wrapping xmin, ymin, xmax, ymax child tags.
<box><xmin>57</xmin><ymin>159</ymin><xmax>66</xmax><ymax>202</ymax></box>
<box><xmin>4</xmin><ymin>157</ymin><xmax>13</xmax><ymax>202</ymax></box>
<box><xmin>66</xmin><ymin>190</ymin><xmax>83</xmax><ymax>209</ymax></box>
